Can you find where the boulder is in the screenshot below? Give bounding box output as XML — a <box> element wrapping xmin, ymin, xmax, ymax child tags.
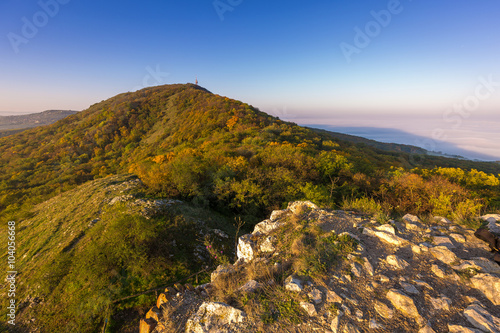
<box><xmin>433</xmin><ymin>236</ymin><xmax>455</xmax><ymax>249</ymax></box>
<box><xmin>237</xmin><ymin>234</ymin><xmax>256</xmax><ymax>262</ymax></box>
<box><xmin>463</xmin><ymin>304</ymin><xmax>500</xmax><ymax>333</ymax></box>
<box><xmin>471</xmin><ymin>257</ymin><xmax>500</xmax><ymax>274</ymax></box>
<box><xmin>307</xmin><ymin>288</ymin><xmax>323</xmax><ymax>304</ymax></box>
<box><xmin>284</xmin><ymin>274</ymin><xmax>304</xmax><ymax>292</ymax></box>
<box><xmin>403</xmin><ymin>214</ymin><xmax>421</xmax><ymax>224</ymax></box>
<box><xmin>211</xmin><ymin>264</ymin><xmax>235</xmax><ymax>283</ymax></box>
<box><xmin>448</xmin><ymin>324</ymin><xmax>483</xmax><ymax>333</ymax></box>
<box><xmin>470</xmin><ymin>273</ymin><xmax>500</xmax><ymax>306</ymax></box>
<box><xmin>374</xmin><ymin>300</ymin><xmax>394</xmax><ymax>319</ymax></box>
<box><xmin>363</xmin><ymin>257</ymin><xmax>374</xmax><ymax>276</ymax></box>
<box><xmin>419</xmin><ymin>325</ymin><xmax>436</xmax><ymax>333</ymax></box>
<box><xmin>429</xmin><ymin>246</ymin><xmax>460</xmax><ymax>265</ymax></box>
<box><xmin>450</xmin><ymin>233</ymin><xmax>466</xmax><ymax>243</ymax></box>
<box><xmin>386</xmin><ymin>289</ymin><xmax>422</xmax><ymax>322</ymax></box>
<box><xmin>429</xmin><ymin>296</ymin><xmax>451</xmax><ymax>311</ymax></box>
<box><xmin>386</xmin><ymin>255</ymin><xmax>410</xmax><ymax>270</ymax></box>
<box><xmin>400</xmin><ymin>282</ymin><xmax>419</xmax><ymax>295</ymax></box>
<box><xmin>185</xmin><ymin>302</ymin><xmax>247</xmax><ymax>333</ymax></box>
<box><xmin>363</xmin><ymin>227</ymin><xmax>407</xmax><ymax>247</ymax></box>
<box><xmin>300</xmin><ymin>301</ymin><xmax>317</xmax><ymax>316</ymax></box>
<box><xmin>269</xmin><ymin>209</ymin><xmax>289</xmax><ymax>221</ymax></box>
<box><xmin>238</xmin><ymin>280</ymin><xmax>261</xmax><ymax>293</ymax></box>
<box><xmin>253</xmin><ymin>219</ymin><xmax>283</xmax><ymax>235</ymax></box>
<box><xmin>287</xmin><ymin>201</ymin><xmax>318</xmax><ymax>215</ymax></box>
<box><xmin>260</xmin><ymin>236</ymin><xmax>276</xmax><ymax>253</ymax></box>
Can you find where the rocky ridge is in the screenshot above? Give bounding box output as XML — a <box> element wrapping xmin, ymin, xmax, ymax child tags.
<box><xmin>140</xmin><ymin>202</ymin><xmax>500</xmax><ymax>333</ymax></box>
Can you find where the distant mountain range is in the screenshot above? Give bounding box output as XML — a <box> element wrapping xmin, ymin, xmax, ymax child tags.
<box><xmin>0</xmin><ymin>110</ymin><xmax>78</xmax><ymax>137</ymax></box>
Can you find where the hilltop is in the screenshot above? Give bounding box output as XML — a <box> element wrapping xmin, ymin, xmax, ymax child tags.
<box><xmin>0</xmin><ymin>83</ymin><xmax>499</xmax><ymax>332</ymax></box>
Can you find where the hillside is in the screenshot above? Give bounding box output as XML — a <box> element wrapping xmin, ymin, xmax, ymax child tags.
<box><xmin>0</xmin><ymin>83</ymin><xmax>499</xmax><ymax>332</ymax></box>
<box><xmin>143</xmin><ymin>202</ymin><xmax>500</xmax><ymax>333</ymax></box>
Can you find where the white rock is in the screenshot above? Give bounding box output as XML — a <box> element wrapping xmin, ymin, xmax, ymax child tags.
<box><xmin>326</xmin><ymin>290</ymin><xmax>342</xmax><ymax>303</ymax></box>
<box><xmin>350</xmin><ymin>262</ymin><xmax>363</xmax><ymax>278</ymax></box>
<box><xmin>211</xmin><ymin>265</ymin><xmax>235</xmax><ymax>282</ymax></box>
<box><xmin>308</xmin><ymin>288</ymin><xmax>323</xmax><ymax>305</ymax></box>
<box><xmin>429</xmin><ymin>296</ymin><xmax>452</xmax><ymax>311</ymax></box>
<box><xmin>284</xmin><ymin>275</ymin><xmax>303</xmax><ymax>292</ymax></box>
<box><xmin>471</xmin><ymin>257</ymin><xmax>500</xmax><ymax>274</ymax></box>
<box><xmin>269</xmin><ymin>209</ymin><xmax>289</xmax><ymax>221</ymax></box>
<box><xmin>449</xmin><ymin>233</ymin><xmax>466</xmax><ymax>243</ymax></box>
<box><xmin>252</xmin><ymin>220</ymin><xmax>282</xmax><ymax>235</ymax></box>
<box><xmin>300</xmin><ymin>301</ymin><xmax>317</xmax><ymax>316</ymax></box>
<box><xmin>470</xmin><ymin>273</ymin><xmax>500</xmax><ymax>306</ymax></box>
<box><xmin>429</xmin><ymin>246</ymin><xmax>460</xmax><ymax>265</ymax></box>
<box><xmin>386</xmin><ymin>255</ymin><xmax>410</xmax><ymax>270</ymax></box>
<box><xmin>481</xmin><ymin>214</ymin><xmax>500</xmax><ymax>222</ymax></box>
<box><xmin>386</xmin><ymin>289</ymin><xmax>422</xmax><ymax>322</ymax></box>
<box><xmin>414</xmin><ymin>280</ymin><xmax>433</xmax><ymax>290</ymax></box>
<box><xmin>260</xmin><ymin>236</ymin><xmax>276</xmax><ymax>253</ymax></box>
<box><xmin>403</xmin><ymin>214</ymin><xmax>421</xmax><ymax>223</ymax></box>
<box><xmin>400</xmin><ymin>282</ymin><xmax>419</xmax><ymax>295</ymax></box>
<box><xmin>374</xmin><ymin>301</ymin><xmax>394</xmax><ymax>319</ymax></box>
<box><xmin>434</xmin><ymin>216</ymin><xmax>452</xmax><ymax>224</ymax></box>
<box><xmin>448</xmin><ymin>324</ymin><xmax>483</xmax><ymax>333</ymax></box>
<box><xmin>331</xmin><ymin>314</ymin><xmax>341</xmax><ymax>333</ymax></box>
<box><xmin>237</xmin><ymin>234</ymin><xmax>256</xmax><ymax>262</ymax></box>
<box><xmin>463</xmin><ymin>304</ymin><xmax>500</xmax><ymax>333</ymax></box>
<box><xmin>419</xmin><ymin>325</ymin><xmax>436</xmax><ymax>333</ymax></box>
<box><xmin>287</xmin><ymin>200</ymin><xmax>318</xmax><ymax>215</ymax></box>
<box><xmin>376</xmin><ymin>224</ymin><xmax>396</xmax><ymax>234</ymax></box>
<box><xmin>185</xmin><ymin>302</ymin><xmax>247</xmax><ymax>333</ymax></box>
<box><xmin>433</xmin><ymin>236</ymin><xmax>455</xmax><ymax>249</ymax></box>
<box><xmin>238</xmin><ymin>280</ymin><xmax>261</xmax><ymax>293</ymax></box>
<box><xmin>412</xmin><ymin>244</ymin><xmax>422</xmax><ymax>254</ymax></box>
<box><xmin>363</xmin><ymin>257</ymin><xmax>374</xmax><ymax>276</ymax></box>
<box><xmin>363</xmin><ymin>228</ymin><xmax>407</xmax><ymax>247</ymax></box>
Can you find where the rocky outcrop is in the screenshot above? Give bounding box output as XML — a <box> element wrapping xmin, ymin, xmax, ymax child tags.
<box><xmin>140</xmin><ymin>201</ymin><xmax>500</xmax><ymax>332</ymax></box>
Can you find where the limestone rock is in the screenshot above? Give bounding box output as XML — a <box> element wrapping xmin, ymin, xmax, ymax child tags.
<box><xmin>450</xmin><ymin>233</ymin><xmax>466</xmax><ymax>243</ymax></box>
<box><xmin>284</xmin><ymin>275</ymin><xmax>304</xmax><ymax>292</ymax></box>
<box><xmin>470</xmin><ymin>273</ymin><xmax>500</xmax><ymax>306</ymax></box>
<box><xmin>433</xmin><ymin>236</ymin><xmax>455</xmax><ymax>249</ymax></box>
<box><xmin>463</xmin><ymin>304</ymin><xmax>500</xmax><ymax>333</ymax></box>
<box><xmin>403</xmin><ymin>214</ymin><xmax>421</xmax><ymax>224</ymax></box>
<box><xmin>350</xmin><ymin>262</ymin><xmax>363</xmax><ymax>278</ymax></box>
<box><xmin>376</xmin><ymin>224</ymin><xmax>396</xmax><ymax>234</ymax></box>
<box><xmin>253</xmin><ymin>219</ymin><xmax>282</xmax><ymax>235</ymax></box>
<box><xmin>429</xmin><ymin>246</ymin><xmax>460</xmax><ymax>265</ymax></box>
<box><xmin>331</xmin><ymin>313</ymin><xmax>342</xmax><ymax>333</ymax></box>
<box><xmin>419</xmin><ymin>325</ymin><xmax>436</xmax><ymax>333</ymax></box>
<box><xmin>386</xmin><ymin>254</ymin><xmax>410</xmax><ymax>270</ymax></box>
<box><xmin>211</xmin><ymin>264</ymin><xmax>235</xmax><ymax>283</ymax></box>
<box><xmin>237</xmin><ymin>234</ymin><xmax>256</xmax><ymax>262</ymax></box>
<box><xmin>307</xmin><ymin>288</ymin><xmax>323</xmax><ymax>304</ymax></box>
<box><xmin>260</xmin><ymin>236</ymin><xmax>276</xmax><ymax>253</ymax></box>
<box><xmin>287</xmin><ymin>200</ymin><xmax>318</xmax><ymax>215</ymax></box>
<box><xmin>326</xmin><ymin>289</ymin><xmax>342</xmax><ymax>303</ymax></box>
<box><xmin>185</xmin><ymin>302</ymin><xmax>247</xmax><ymax>333</ymax></box>
<box><xmin>300</xmin><ymin>301</ymin><xmax>317</xmax><ymax>316</ymax></box>
<box><xmin>448</xmin><ymin>324</ymin><xmax>483</xmax><ymax>333</ymax></box>
<box><xmin>429</xmin><ymin>296</ymin><xmax>452</xmax><ymax>311</ymax></box>
<box><xmin>471</xmin><ymin>257</ymin><xmax>500</xmax><ymax>274</ymax></box>
<box><xmin>369</xmin><ymin>319</ymin><xmax>384</xmax><ymax>329</ymax></box>
<box><xmin>387</xmin><ymin>289</ymin><xmax>422</xmax><ymax>322</ymax></box>
<box><xmin>363</xmin><ymin>257</ymin><xmax>374</xmax><ymax>276</ymax></box>
<box><xmin>363</xmin><ymin>227</ymin><xmax>407</xmax><ymax>246</ymax></box>
<box><xmin>374</xmin><ymin>300</ymin><xmax>394</xmax><ymax>319</ymax></box>
<box><xmin>435</xmin><ymin>216</ymin><xmax>452</xmax><ymax>224</ymax></box>
<box><xmin>239</xmin><ymin>280</ymin><xmax>261</xmax><ymax>293</ymax></box>
<box><xmin>269</xmin><ymin>209</ymin><xmax>289</xmax><ymax>221</ymax></box>
<box><xmin>401</xmin><ymin>282</ymin><xmax>419</xmax><ymax>295</ymax></box>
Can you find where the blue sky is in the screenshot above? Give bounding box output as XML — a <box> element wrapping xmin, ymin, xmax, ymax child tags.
<box><xmin>1</xmin><ymin>1</ymin><xmax>499</xmax><ymax>158</ymax></box>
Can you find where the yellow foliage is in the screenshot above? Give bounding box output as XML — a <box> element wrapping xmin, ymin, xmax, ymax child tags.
<box><xmin>152</xmin><ymin>155</ymin><xmax>166</xmax><ymax>164</ymax></box>
<box><xmin>226</xmin><ymin>115</ymin><xmax>239</xmax><ymax>130</ymax></box>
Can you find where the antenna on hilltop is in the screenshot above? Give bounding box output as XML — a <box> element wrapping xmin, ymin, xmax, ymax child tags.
<box><xmin>195</xmin><ymin>77</ymin><xmax>198</xmax><ymax>85</ymax></box>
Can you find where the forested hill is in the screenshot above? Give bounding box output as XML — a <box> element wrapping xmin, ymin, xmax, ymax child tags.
<box><xmin>1</xmin><ymin>83</ymin><xmax>499</xmax><ymax>222</ymax></box>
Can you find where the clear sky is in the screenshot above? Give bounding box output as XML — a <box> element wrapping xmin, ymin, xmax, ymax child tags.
<box><xmin>1</xmin><ymin>0</ymin><xmax>499</xmax><ymax>158</ymax></box>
